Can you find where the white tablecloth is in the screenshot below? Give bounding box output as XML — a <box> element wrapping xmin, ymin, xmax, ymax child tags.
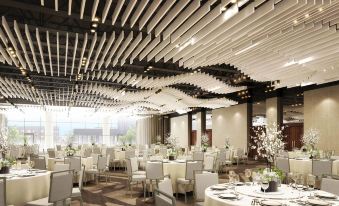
<box><xmin>289</xmin><ymin>159</ymin><xmax>339</xmax><ymax>175</ymax></box>
<box><xmin>4</xmin><ymin>170</ymin><xmax>50</xmax><ymax>206</ymax></box>
<box><xmin>204</xmin><ymin>184</ymin><xmax>339</xmax><ymax>206</ymax></box>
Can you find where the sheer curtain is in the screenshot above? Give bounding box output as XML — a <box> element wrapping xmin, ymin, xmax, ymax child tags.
<box><xmin>136</xmin><ymin>116</ymin><xmax>162</xmax><ymax>146</ymax></box>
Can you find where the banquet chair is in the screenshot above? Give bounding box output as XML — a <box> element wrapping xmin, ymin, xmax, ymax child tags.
<box><xmin>194</xmin><ymin>172</ymin><xmax>218</xmax><ymax>206</ymax></box>
<box><xmin>110</xmin><ymin>149</ymin><xmax>122</xmax><ymax>171</ymax></box>
<box><xmin>203</xmin><ymin>155</ymin><xmax>215</xmax><ymax>171</ymax></box>
<box><xmin>91</xmin><ymin>153</ymin><xmax>100</xmax><ymax>167</ymax></box>
<box><xmin>71</xmin><ymin>165</ymin><xmax>85</xmax><ymax>206</ymax></box>
<box><xmin>320</xmin><ymin>176</ymin><xmax>339</xmax><ymax>195</ymax></box>
<box><xmin>234</xmin><ymin>148</ymin><xmax>247</xmax><ymax>166</ymax></box>
<box><xmin>85</xmin><ymin>156</ymin><xmax>108</xmax><ymax>184</ymax></box>
<box><xmin>160</xmin><ymin>148</ymin><xmax>168</xmax><ymax>158</ymax></box>
<box><xmin>276</xmin><ymin>157</ymin><xmax>290</xmax><ymax>182</ymax></box>
<box><xmin>126</xmin><ymin>158</ymin><xmax>146</xmax><ymax>198</ymax></box>
<box><xmin>47</xmin><ymin>149</ymin><xmax>56</xmax><ymax>158</ymax></box>
<box><xmin>32</xmin><ymin>156</ymin><xmax>47</xmax><ymax>170</ymax></box>
<box><xmin>64</xmin><ymin>156</ymin><xmax>81</xmax><ymax>178</ymax></box>
<box><xmin>312</xmin><ymin>159</ymin><xmax>332</xmax><ymax>178</ymax></box>
<box><xmin>129</xmin><ymin>157</ymin><xmax>146</xmax><ymax>175</ymax></box>
<box><xmin>193</xmin><ymin>151</ymin><xmax>204</xmax><ymax>161</ymax></box>
<box><xmin>125</xmin><ymin>149</ymin><xmax>136</xmax><ymax>158</ymax></box>
<box><xmin>216</xmin><ymin>151</ymin><xmax>226</xmax><ymax>173</ymax></box>
<box><xmin>176</xmin><ymin>160</ymin><xmax>204</xmax><ymax>203</ymax></box>
<box><xmin>92</xmin><ymin>146</ymin><xmax>101</xmax><ymax>154</ymax></box>
<box><xmin>158</xmin><ymin>178</ymin><xmax>174</xmax><ymax>197</ymax></box>
<box><xmin>154</xmin><ymin>189</ymin><xmax>176</xmax><ymax>206</ymax></box>
<box><xmin>54</xmin><ymin>163</ymin><xmax>70</xmax><ymax>172</ymax></box>
<box><xmin>25</xmin><ymin>170</ymin><xmax>73</xmax><ymax>206</ymax></box>
<box><xmin>83</xmin><ymin>148</ymin><xmax>92</xmax><ymax>158</ymax></box>
<box><xmin>0</xmin><ymin>177</ymin><xmax>7</xmax><ymax>206</ymax></box>
<box><xmin>145</xmin><ymin>161</ymin><xmax>168</xmax><ymax>197</ymax></box>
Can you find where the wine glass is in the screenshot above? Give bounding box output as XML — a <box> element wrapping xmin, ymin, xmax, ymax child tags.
<box><xmin>261</xmin><ymin>180</ymin><xmax>270</xmax><ymax>197</ymax></box>
<box><xmin>296</xmin><ymin>176</ymin><xmax>304</xmax><ymax>198</ymax></box>
<box><xmin>290</xmin><ymin>172</ymin><xmax>299</xmax><ymax>187</ymax></box>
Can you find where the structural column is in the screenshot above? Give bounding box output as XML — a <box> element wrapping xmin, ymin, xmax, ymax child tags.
<box><xmin>266</xmin><ymin>96</ymin><xmax>283</xmax><ymax>127</ymax></box>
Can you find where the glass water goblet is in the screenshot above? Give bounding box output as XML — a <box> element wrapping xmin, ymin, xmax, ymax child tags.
<box><xmin>245</xmin><ymin>169</ymin><xmax>252</xmax><ymax>182</ymax></box>
<box><xmin>261</xmin><ymin>180</ymin><xmax>269</xmax><ymax>198</ymax></box>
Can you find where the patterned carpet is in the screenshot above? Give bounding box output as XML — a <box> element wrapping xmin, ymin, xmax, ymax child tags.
<box><xmin>71</xmin><ymin>161</ymin><xmax>266</xmax><ymax>206</ymax></box>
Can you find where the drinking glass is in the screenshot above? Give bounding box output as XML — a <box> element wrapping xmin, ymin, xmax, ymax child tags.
<box><xmin>296</xmin><ymin>177</ymin><xmax>304</xmax><ymax>198</ymax></box>
<box><xmin>245</xmin><ymin>169</ymin><xmax>252</xmax><ymax>182</ymax></box>
<box><xmin>307</xmin><ymin>175</ymin><xmax>316</xmax><ymax>191</ymax></box>
<box><xmin>261</xmin><ymin>180</ymin><xmax>269</xmax><ymax>197</ymax></box>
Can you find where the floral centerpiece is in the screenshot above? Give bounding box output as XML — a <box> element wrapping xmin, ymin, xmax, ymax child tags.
<box><xmin>302</xmin><ymin>128</ymin><xmax>320</xmax><ymax>158</ymax></box>
<box><xmin>257</xmin><ymin>167</ymin><xmax>285</xmax><ymax>192</ymax></box>
<box><xmin>0</xmin><ymin>159</ymin><xmax>11</xmax><ymax>174</ymax></box>
<box><xmin>65</xmin><ymin>144</ymin><xmax>77</xmax><ymax>157</ymax></box>
<box><xmin>165</xmin><ymin>133</ymin><xmax>177</xmax><ymax>160</ymax></box>
<box><xmin>251</xmin><ymin>123</ymin><xmax>286</xmax><ymax>166</ymax></box>
<box><xmin>201</xmin><ymin>133</ymin><xmax>209</xmax><ymax>152</ymax></box>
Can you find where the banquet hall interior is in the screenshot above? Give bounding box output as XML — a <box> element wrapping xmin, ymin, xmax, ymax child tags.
<box><xmin>1</xmin><ymin>0</ymin><xmax>339</xmax><ymax>206</ymax></box>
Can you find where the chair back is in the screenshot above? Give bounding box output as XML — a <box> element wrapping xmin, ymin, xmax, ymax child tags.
<box><xmin>65</xmin><ymin>156</ymin><xmax>81</xmax><ymax>173</ymax></box>
<box><xmin>0</xmin><ymin>177</ymin><xmax>6</xmax><ymax>206</ymax></box>
<box><xmin>312</xmin><ymin>160</ymin><xmax>332</xmax><ymax>177</ymax></box>
<box><xmin>160</xmin><ymin>148</ymin><xmax>167</xmax><ymax>157</ymax></box>
<box><xmin>218</xmin><ymin>151</ymin><xmax>226</xmax><ymax>163</ymax></box>
<box><xmin>83</xmin><ymin>148</ymin><xmax>92</xmax><ymax>157</ymax></box>
<box><xmin>193</xmin><ymin>151</ymin><xmax>204</xmax><ymax>161</ymax></box>
<box><xmin>47</xmin><ymin>148</ymin><xmax>56</xmax><ymax>158</ymax></box>
<box><xmin>158</xmin><ymin>178</ymin><xmax>173</xmax><ymax>196</ymax></box>
<box><xmin>92</xmin><ymin>146</ymin><xmax>101</xmax><ymax>154</ymax></box>
<box><xmin>236</xmin><ymin>148</ymin><xmax>244</xmax><ymax>157</ymax></box>
<box><xmin>56</xmin><ymin>145</ymin><xmax>62</xmax><ymax>151</ymax></box>
<box><xmin>154</xmin><ymin>189</ymin><xmax>176</xmax><ymax>206</ymax></box>
<box><xmin>97</xmin><ymin>156</ymin><xmax>107</xmax><ymax>171</ymax></box>
<box><xmin>129</xmin><ymin>157</ymin><xmax>139</xmax><ymax>172</ymax></box>
<box><xmin>276</xmin><ymin>157</ymin><xmax>290</xmax><ymax>173</ymax></box>
<box><xmin>321</xmin><ymin>177</ymin><xmax>339</xmax><ymax>195</ymax></box>
<box><xmin>32</xmin><ymin>156</ymin><xmax>47</xmax><ymax>170</ymax></box>
<box><xmin>225</xmin><ymin>150</ymin><xmax>231</xmax><ymax>160</ymax></box>
<box><xmin>204</xmin><ymin>155</ymin><xmax>215</xmax><ymax>170</ymax></box>
<box><xmin>146</xmin><ymin>161</ymin><xmax>164</xmax><ymax>180</ymax></box>
<box><xmin>106</xmin><ymin>147</ymin><xmax>115</xmax><ymax>162</ymax></box>
<box><xmin>49</xmin><ymin>170</ymin><xmax>73</xmax><ymax>203</ymax></box>
<box><xmin>79</xmin><ymin>165</ymin><xmax>85</xmax><ymax>190</ymax></box>
<box><xmin>185</xmin><ymin>160</ymin><xmax>203</xmax><ymax>180</ymax></box>
<box><xmin>91</xmin><ymin>153</ymin><xmax>99</xmax><ymax>166</ymax></box>
<box><xmin>126</xmin><ymin>158</ymin><xmax>133</xmax><ymax>176</ymax></box>
<box><xmin>125</xmin><ymin>150</ymin><xmax>136</xmax><ymax>158</ymax></box>
<box><xmin>195</xmin><ymin>172</ymin><xmax>218</xmax><ymax>201</ymax></box>
<box><xmin>54</xmin><ymin>163</ymin><xmax>70</xmax><ymax>172</ymax></box>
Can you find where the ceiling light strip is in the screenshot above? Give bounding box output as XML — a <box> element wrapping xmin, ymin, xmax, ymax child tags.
<box><xmin>91</xmin><ymin>32</ymin><xmax>106</xmax><ymax>71</ymax></box>
<box><xmin>71</xmin><ymin>33</ymin><xmax>78</xmax><ymax>75</ymax></box>
<box><xmin>121</xmin><ymin>0</ymin><xmax>137</xmax><ymax>27</ymax></box>
<box><xmin>46</xmin><ymin>31</ymin><xmax>54</xmax><ymax>76</ymax></box>
<box><xmin>35</xmin><ymin>28</ymin><xmax>47</xmax><ymax>75</ymax></box>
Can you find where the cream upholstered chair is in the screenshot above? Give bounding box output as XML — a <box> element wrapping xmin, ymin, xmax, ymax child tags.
<box><xmin>71</xmin><ymin>165</ymin><xmax>85</xmax><ymax>206</ymax></box>
<box><xmin>193</xmin><ymin>151</ymin><xmax>204</xmax><ymax>161</ymax></box>
<box><xmin>154</xmin><ymin>189</ymin><xmax>176</xmax><ymax>206</ymax></box>
<box><xmin>126</xmin><ymin>158</ymin><xmax>146</xmax><ymax>198</ymax></box>
<box><xmin>204</xmin><ymin>155</ymin><xmax>215</xmax><ymax>171</ymax></box>
<box><xmin>312</xmin><ymin>160</ymin><xmax>332</xmax><ymax>177</ymax></box>
<box><xmin>25</xmin><ymin>170</ymin><xmax>73</xmax><ymax>206</ymax></box>
<box><xmin>47</xmin><ymin>149</ymin><xmax>56</xmax><ymax>158</ymax></box>
<box><xmin>54</xmin><ymin>163</ymin><xmax>70</xmax><ymax>172</ymax></box>
<box><xmin>85</xmin><ymin>156</ymin><xmax>108</xmax><ymax>184</ymax></box>
<box><xmin>158</xmin><ymin>178</ymin><xmax>174</xmax><ymax>197</ymax></box>
<box><xmin>65</xmin><ymin>156</ymin><xmax>81</xmax><ymax>177</ymax></box>
<box><xmin>32</xmin><ymin>156</ymin><xmax>47</xmax><ymax>170</ymax></box>
<box><xmin>176</xmin><ymin>160</ymin><xmax>203</xmax><ymax>203</ymax></box>
<box><xmin>194</xmin><ymin>172</ymin><xmax>218</xmax><ymax>206</ymax></box>
<box><xmin>276</xmin><ymin>157</ymin><xmax>290</xmax><ymax>183</ymax></box>
<box><xmin>145</xmin><ymin>160</ymin><xmax>168</xmax><ymax>197</ymax></box>
<box><xmin>130</xmin><ymin>157</ymin><xmax>146</xmax><ymax>175</ymax></box>
<box><xmin>321</xmin><ymin>177</ymin><xmax>339</xmax><ymax>195</ymax></box>
<box><xmin>91</xmin><ymin>153</ymin><xmax>100</xmax><ymax>167</ymax></box>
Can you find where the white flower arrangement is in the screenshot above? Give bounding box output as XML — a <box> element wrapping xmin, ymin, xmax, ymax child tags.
<box><xmin>251</xmin><ymin>122</ymin><xmax>286</xmax><ymax>163</ymax></box>
<box><xmin>65</xmin><ymin>144</ymin><xmax>77</xmax><ymax>156</ymax></box>
<box><xmin>0</xmin><ymin>159</ymin><xmax>11</xmax><ymax>168</ymax></box>
<box><xmin>201</xmin><ymin>133</ymin><xmax>209</xmax><ymax>146</ymax></box>
<box><xmin>165</xmin><ymin>133</ymin><xmax>177</xmax><ymax>148</ymax></box>
<box><xmin>225</xmin><ymin>138</ymin><xmax>230</xmax><ymax>149</ymax></box>
<box><xmin>302</xmin><ymin>128</ymin><xmax>320</xmax><ymax>148</ymax></box>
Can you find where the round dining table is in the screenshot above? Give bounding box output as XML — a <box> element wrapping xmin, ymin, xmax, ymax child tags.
<box><xmin>2</xmin><ymin>169</ymin><xmax>51</xmax><ymax>206</ymax></box>
<box><xmin>289</xmin><ymin>158</ymin><xmax>339</xmax><ymax>176</ymax></box>
<box><xmin>204</xmin><ymin>184</ymin><xmax>339</xmax><ymax>206</ymax></box>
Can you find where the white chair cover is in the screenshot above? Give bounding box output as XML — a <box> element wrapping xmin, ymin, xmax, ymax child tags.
<box><xmin>158</xmin><ymin>178</ymin><xmax>173</xmax><ymax>196</ymax></box>
<box><xmin>146</xmin><ymin>161</ymin><xmax>164</xmax><ymax>180</ymax></box>
<box><xmin>97</xmin><ymin>156</ymin><xmax>107</xmax><ymax>171</ymax></box>
<box><xmin>195</xmin><ymin>172</ymin><xmax>218</xmax><ymax>201</ymax></box>
<box><xmin>321</xmin><ymin>177</ymin><xmax>339</xmax><ymax>195</ymax></box>
<box><xmin>193</xmin><ymin>151</ymin><xmax>204</xmax><ymax>161</ymax></box>
<box><xmin>130</xmin><ymin>157</ymin><xmax>139</xmax><ymax>172</ymax></box>
<box><xmin>312</xmin><ymin>160</ymin><xmax>332</xmax><ymax>177</ymax></box>
<box><xmin>276</xmin><ymin>157</ymin><xmax>290</xmax><ymax>173</ymax></box>
<box><xmin>32</xmin><ymin>156</ymin><xmax>47</xmax><ymax>170</ymax></box>
<box><xmin>154</xmin><ymin>189</ymin><xmax>176</xmax><ymax>206</ymax></box>
<box><xmin>54</xmin><ymin>163</ymin><xmax>70</xmax><ymax>172</ymax></box>
<box><xmin>204</xmin><ymin>155</ymin><xmax>215</xmax><ymax>170</ymax></box>
<box><xmin>49</xmin><ymin>170</ymin><xmax>73</xmax><ymax>203</ymax></box>
<box><xmin>65</xmin><ymin>156</ymin><xmax>81</xmax><ymax>173</ymax></box>
<box><xmin>91</xmin><ymin>154</ymin><xmax>100</xmax><ymax>166</ymax></box>
<box><xmin>185</xmin><ymin>160</ymin><xmax>203</xmax><ymax>180</ymax></box>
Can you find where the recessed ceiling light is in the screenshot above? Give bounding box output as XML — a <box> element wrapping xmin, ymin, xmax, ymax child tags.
<box><xmin>90</xmin><ymin>29</ymin><xmax>96</xmax><ymax>33</ymax></box>
<box><xmin>305</xmin><ymin>13</ymin><xmax>310</xmax><ymax>18</ymax></box>
<box><xmin>318</xmin><ymin>7</ymin><xmax>323</xmax><ymax>12</ymax></box>
<box><xmin>293</xmin><ymin>19</ymin><xmax>298</xmax><ymax>24</ymax></box>
<box><xmin>221</xmin><ymin>7</ymin><xmax>227</xmax><ymax>11</ymax></box>
<box><xmin>93</xmin><ymin>17</ymin><xmax>99</xmax><ymax>22</ymax></box>
<box><xmin>92</xmin><ymin>23</ymin><xmax>98</xmax><ymax>28</ymax></box>
<box><xmin>231</xmin><ymin>0</ymin><xmax>237</xmax><ymax>3</ymax></box>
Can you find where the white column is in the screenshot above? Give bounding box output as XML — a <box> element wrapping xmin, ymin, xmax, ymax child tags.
<box><xmin>102</xmin><ymin>116</ymin><xmax>110</xmax><ymax>146</ymax></box>
<box><xmin>44</xmin><ymin>111</ymin><xmax>54</xmax><ymax>149</ymax></box>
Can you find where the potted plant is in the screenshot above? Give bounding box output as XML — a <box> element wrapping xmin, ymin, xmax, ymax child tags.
<box><xmin>0</xmin><ymin>159</ymin><xmax>11</xmax><ymax>174</ymax></box>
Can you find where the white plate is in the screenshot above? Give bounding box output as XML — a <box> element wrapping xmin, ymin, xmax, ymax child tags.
<box><xmin>315</xmin><ymin>191</ymin><xmax>336</xmax><ymax>199</ymax></box>
<box><xmin>211</xmin><ymin>185</ymin><xmax>227</xmax><ymax>190</ymax></box>
<box><xmin>175</xmin><ymin>160</ymin><xmax>186</xmax><ymax>163</ymax></box>
<box><xmin>261</xmin><ymin>200</ymin><xmax>282</xmax><ymax>206</ymax></box>
<box><xmin>307</xmin><ymin>199</ymin><xmax>329</xmax><ymax>206</ymax></box>
<box><xmin>218</xmin><ymin>193</ymin><xmax>237</xmax><ymax>199</ymax></box>
<box><xmin>234</xmin><ymin>182</ymin><xmax>244</xmax><ymax>186</ymax></box>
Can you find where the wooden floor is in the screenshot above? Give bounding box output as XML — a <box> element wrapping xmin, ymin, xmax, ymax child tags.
<box><xmin>71</xmin><ymin>161</ymin><xmax>266</xmax><ymax>206</ymax></box>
